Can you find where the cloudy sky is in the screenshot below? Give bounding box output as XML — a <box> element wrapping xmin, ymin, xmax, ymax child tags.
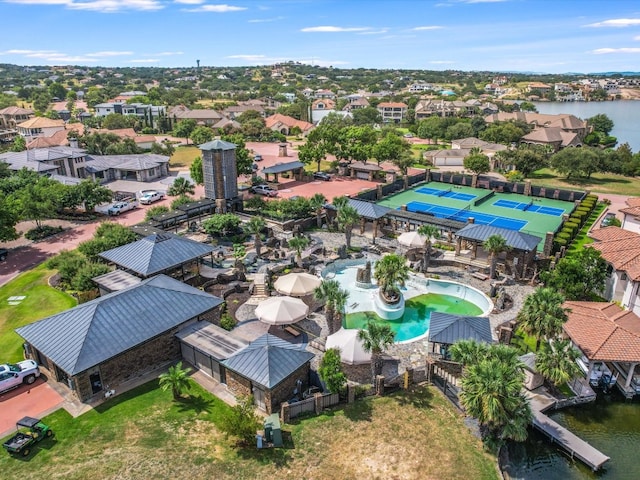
<box><xmin>1</xmin><ymin>0</ymin><xmax>639</xmax><ymax>73</ymax></box>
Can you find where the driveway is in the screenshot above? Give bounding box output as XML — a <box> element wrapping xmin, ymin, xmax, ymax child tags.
<box><xmin>0</xmin><ymin>376</ymin><xmax>64</xmax><ymax>439</ymax></box>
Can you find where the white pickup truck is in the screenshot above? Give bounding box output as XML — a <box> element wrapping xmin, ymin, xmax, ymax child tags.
<box><xmin>0</xmin><ymin>360</ymin><xmax>41</xmax><ymax>393</ymax></box>
<box><xmin>107</xmin><ymin>199</ymin><xmax>139</xmax><ymax>215</ymax></box>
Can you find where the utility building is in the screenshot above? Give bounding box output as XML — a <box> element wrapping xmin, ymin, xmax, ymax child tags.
<box><xmin>199</xmin><ymin>139</ymin><xmax>240</xmax><ymax>212</ymax></box>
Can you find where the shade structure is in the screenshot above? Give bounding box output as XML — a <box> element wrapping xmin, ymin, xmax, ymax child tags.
<box><xmin>325</xmin><ymin>328</ymin><xmax>372</xmax><ymax>365</ymax></box>
<box><xmin>397</xmin><ymin>231</ymin><xmax>427</xmax><ymax>248</ymax></box>
<box><xmin>273</xmin><ymin>272</ymin><xmax>321</xmax><ymax>297</ymax></box>
<box><xmin>255</xmin><ymin>296</ymin><xmax>309</xmax><ymax>326</ymax></box>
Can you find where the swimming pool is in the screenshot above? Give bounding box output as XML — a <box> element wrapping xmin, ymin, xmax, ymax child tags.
<box><xmin>323</xmin><ymin>260</ymin><xmax>493</xmax><ymax>343</ymax></box>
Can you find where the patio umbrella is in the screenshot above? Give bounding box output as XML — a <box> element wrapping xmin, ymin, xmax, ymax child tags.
<box><xmin>274</xmin><ymin>272</ymin><xmax>321</xmax><ymax>297</ymax></box>
<box><xmin>397</xmin><ymin>231</ymin><xmax>427</xmax><ymax>248</ymax></box>
<box><xmin>325</xmin><ymin>328</ymin><xmax>372</xmax><ymax>365</ymax></box>
<box><xmin>255</xmin><ymin>296</ymin><xmax>309</xmax><ymax>326</ymax></box>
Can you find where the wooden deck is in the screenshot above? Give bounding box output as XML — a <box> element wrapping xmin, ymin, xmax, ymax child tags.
<box><xmin>529</xmin><ymin>394</ymin><xmax>609</xmax><ymax>471</ymax></box>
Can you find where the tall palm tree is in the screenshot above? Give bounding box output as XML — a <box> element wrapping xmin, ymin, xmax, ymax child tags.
<box><xmin>168</xmin><ymin>177</ymin><xmax>196</xmax><ymax>197</ymax></box>
<box><xmin>449</xmin><ymin>339</ymin><xmax>490</xmax><ymax>366</ymax></box>
<box><xmin>314</xmin><ymin>279</ymin><xmax>349</xmax><ymax>335</ymax></box>
<box><xmin>483</xmin><ymin>234</ymin><xmax>510</xmax><ymax>279</ymax></box>
<box><xmin>517</xmin><ymin>287</ymin><xmax>568</xmax><ymax>351</ymax></box>
<box><xmin>373</xmin><ymin>254</ymin><xmax>409</xmax><ymax>304</ymax></box>
<box><xmin>309</xmin><ymin>193</ymin><xmax>327</xmax><ymax>229</ymax></box>
<box><xmin>535</xmin><ymin>339</ymin><xmax>582</xmax><ymax>387</ymax></box>
<box><xmin>245</xmin><ymin>216</ymin><xmax>266</xmax><ymax>256</ymax></box>
<box><xmin>159</xmin><ymin>361</ymin><xmax>191</xmax><ymax>400</ymax></box>
<box><xmin>358</xmin><ymin>320</ymin><xmax>396</xmax><ymax>383</ymax></box>
<box><xmin>417</xmin><ymin>224</ymin><xmax>439</xmax><ymax>272</ymax></box>
<box><xmin>288</xmin><ymin>236</ymin><xmax>309</xmax><ymax>268</ymax></box>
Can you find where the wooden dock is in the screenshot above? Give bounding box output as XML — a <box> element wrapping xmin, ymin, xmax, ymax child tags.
<box><xmin>532</xmin><ymin>408</ymin><xmax>609</xmax><ymax>471</ymax></box>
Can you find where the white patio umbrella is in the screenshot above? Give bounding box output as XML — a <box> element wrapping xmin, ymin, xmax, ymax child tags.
<box><xmin>273</xmin><ymin>272</ymin><xmax>321</xmax><ymax>297</ymax></box>
<box><xmin>325</xmin><ymin>328</ymin><xmax>372</xmax><ymax>365</ymax></box>
<box><xmin>254</xmin><ymin>295</ymin><xmax>309</xmax><ymax>326</ymax></box>
<box><xmin>397</xmin><ymin>231</ymin><xmax>427</xmax><ymax>248</ymax></box>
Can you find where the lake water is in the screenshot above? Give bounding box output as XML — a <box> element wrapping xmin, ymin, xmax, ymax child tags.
<box><xmin>504</xmin><ymin>391</ymin><xmax>640</xmax><ymax>479</ymax></box>
<box><xmin>532</xmin><ymin>101</ymin><xmax>640</xmax><ymax>153</ymax></box>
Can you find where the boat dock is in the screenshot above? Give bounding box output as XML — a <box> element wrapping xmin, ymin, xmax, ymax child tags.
<box><xmin>528</xmin><ymin>394</ymin><xmax>609</xmax><ymax>471</ymax></box>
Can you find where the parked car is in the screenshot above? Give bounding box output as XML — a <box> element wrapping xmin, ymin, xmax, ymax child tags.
<box><xmin>601</xmin><ymin>212</ymin><xmax>617</xmax><ymax>228</ymax></box>
<box><xmin>3</xmin><ymin>417</ymin><xmax>53</xmax><ymax>457</ymax></box>
<box><xmin>250</xmin><ymin>184</ymin><xmax>278</xmax><ymax>197</ymax></box>
<box><xmin>0</xmin><ymin>360</ymin><xmax>40</xmax><ymax>394</ymax></box>
<box><xmin>0</xmin><ymin>248</ymin><xmax>7</xmax><ymax>262</ymax></box>
<box><xmin>403</xmin><ymin>133</ymin><xmax>414</xmax><ymax>138</ymax></box>
<box><xmin>107</xmin><ymin>199</ymin><xmax>138</xmax><ymax>216</ymax></box>
<box><xmin>254</xmin><ymin>154</ymin><xmax>263</xmax><ymax>162</ymax></box>
<box><xmin>313</xmin><ymin>171</ymin><xmax>332</xmax><ymax>181</ymax></box>
<box><xmin>139</xmin><ymin>191</ymin><xmax>165</xmax><ymax>205</ymax></box>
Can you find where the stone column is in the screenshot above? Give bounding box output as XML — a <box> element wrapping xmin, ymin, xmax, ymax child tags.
<box><xmin>543</xmin><ymin>232</ymin><xmax>554</xmax><ymax>257</ymax></box>
<box><xmin>455</xmin><ymin>237</ymin><xmax>462</xmax><ymax>255</ymax></box>
<box><xmin>375</xmin><ymin>375</ymin><xmax>385</xmax><ymax>396</ymax></box>
<box><xmin>377</xmin><ymin>184</ymin><xmax>383</xmax><ymax>200</ymax></box>
<box><xmin>278</xmin><ymin>143</ymin><xmax>288</xmax><ymax>157</ymax></box>
<box><xmin>347</xmin><ymin>383</ymin><xmax>355</xmax><ymax>404</ymax></box>
<box><xmin>626</xmin><ymin>363</ymin><xmax>638</xmax><ymax>388</ymax></box>
<box><xmin>404</xmin><ymin>367</ymin><xmax>414</xmax><ymax>389</ymax></box>
<box><xmin>314</xmin><ymin>392</ymin><xmax>324</xmax><ymax>414</ymax></box>
<box><xmin>360</xmin><ymin>217</ymin><xmax>366</xmax><ymax>234</ymax></box>
<box><xmin>280</xmin><ymin>403</ymin><xmax>290</xmax><ymax>424</ymax></box>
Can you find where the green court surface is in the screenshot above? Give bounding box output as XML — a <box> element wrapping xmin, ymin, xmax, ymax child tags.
<box><xmin>378</xmin><ymin>182</ymin><xmax>576</xmax><ymax>251</ymax></box>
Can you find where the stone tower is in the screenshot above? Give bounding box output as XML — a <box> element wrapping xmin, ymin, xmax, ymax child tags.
<box><xmin>199</xmin><ymin>139</ymin><xmax>238</xmax><ymax>212</ymax></box>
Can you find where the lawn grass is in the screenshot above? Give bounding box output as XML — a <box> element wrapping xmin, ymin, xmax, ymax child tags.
<box><xmin>169</xmin><ymin>146</ymin><xmax>201</xmax><ymax>170</ymax></box>
<box><xmin>0</xmin><ymin>382</ymin><xmax>498</xmax><ymax>480</ymax></box>
<box><xmin>567</xmin><ymin>202</ymin><xmax>606</xmax><ymax>254</ymax></box>
<box><xmin>0</xmin><ymin>265</ymin><xmax>76</xmax><ymax>362</ymax></box>
<box><xmin>529</xmin><ymin>168</ymin><xmax>640</xmax><ymax>197</ymax></box>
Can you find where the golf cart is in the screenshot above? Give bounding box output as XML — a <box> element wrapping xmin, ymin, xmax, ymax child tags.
<box><xmin>3</xmin><ymin>416</ymin><xmax>53</xmax><ymax>457</ymax></box>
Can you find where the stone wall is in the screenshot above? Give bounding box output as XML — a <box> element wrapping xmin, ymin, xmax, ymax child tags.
<box><xmin>225</xmin><ymin>370</ymin><xmax>252</xmax><ymax>398</ymax></box>
<box><xmin>269</xmin><ymin>363</ymin><xmax>310</xmax><ymax>414</ymax></box>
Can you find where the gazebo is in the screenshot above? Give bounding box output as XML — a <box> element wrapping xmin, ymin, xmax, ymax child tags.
<box><xmin>428</xmin><ymin>312</ymin><xmax>493</xmax><ymax>358</ymax></box>
<box><xmin>261</xmin><ymin>161</ymin><xmax>305</xmax><ymax>183</ymax></box>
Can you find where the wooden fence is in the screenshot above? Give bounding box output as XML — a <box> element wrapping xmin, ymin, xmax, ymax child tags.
<box><xmin>283</xmin><ymin>392</ymin><xmax>340</xmax><ymax>421</ymax></box>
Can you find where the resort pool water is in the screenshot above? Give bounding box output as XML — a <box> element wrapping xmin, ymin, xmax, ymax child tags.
<box><xmin>323</xmin><ymin>259</ymin><xmax>493</xmax><ymax>343</ymax></box>
<box><xmin>344</xmin><ymin>293</ymin><xmax>484</xmax><ymax>342</ymax></box>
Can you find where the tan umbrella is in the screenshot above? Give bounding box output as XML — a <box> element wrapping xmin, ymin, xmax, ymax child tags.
<box><xmin>274</xmin><ymin>272</ymin><xmax>321</xmax><ymax>297</ymax></box>
<box><xmin>397</xmin><ymin>231</ymin><xmax>427</xmax><ymax>248</ymax></box>
<box><xmin>254</xmin><ymin>296</ymin><xmax>309</xmax><ymax>325</ymax></box>
<box><xmin>326</xmin><ymin>328</ymin><xmax>372</xmax><ymax>365</ymax></box>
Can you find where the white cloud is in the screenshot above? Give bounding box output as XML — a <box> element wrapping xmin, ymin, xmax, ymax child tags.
<box><xmin>248</xmin><ymin>16</ymin><xmax>285</xmax><ymax>23</ymax></box>
<box><xmin>128</xmin><ymin>58</ymin><xmax>160</xmax><ymax>63</ymax></box>
<box><xmin>0</xmin><ymin>48</ymin><xmax>136</xmax><ymax>63</ymax></box>
<box><xmin>152</xmin><ymin>51</ymin><xmax>185</xmax><ymax>56</ymax></box>
<box><xmin>584</xmin><ymin>18</ymin><xmax>640</xmax><ymax>28</ymax></box>
<box><xmin>225</xmin><ymin>54</ymin><xmax>347</xmax><ymax>67</ymax></box>
<box><xmin>85</xmin><ymin>51</ymin><xmax>133</xmax><ymax>57</ymax></box>
<box><xmin>430</xmin><ymin>60</ymin><xmax>455</xmax><ymax>64</ymax></box>
<box><xmin>5</xmin><ymin>0</ymin><xmax>163</xmax><ymax>12</ymax></box>
<box><xmin>301</xmin><ymin>26</ymin><xmax>372</xmax><ymax>33</ymax></box>
<box><xmin>357</xmin><ymin>28</ymin><xmax>389</xmax><ymax>35</ymax></box>
<box><xmin>173</xmin><ymin>0</ymin><xmax>204</xmax><ymax>3</ymax></box>
<box><xmin>227</xmin><ymin>54</ymin><xmax>269</xmax><ymax>61</ymax></box>
<box><xmin>591</xmin><ymin>47</ymin><xmax>640</xmax><ymax>54</ymax></box>
<box><xmin>634</xmin><ymin>35</ymin><xmax>640</xmax><ymax>41</ymax></box>
<box><xmin>412</xmin><ymin>26</ymin><xmax>443</xmax><ymax>31</ymax></box>
<box><xmin>183</xmin><ymin>4</ymin><xmax>246</xmax><ymax>12</ymax></box>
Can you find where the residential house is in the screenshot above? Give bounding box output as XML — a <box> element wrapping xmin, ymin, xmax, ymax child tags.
<box><xmin>0</xmin><ymin>146</ymin><xmax>87</xmax><ymax>177</ymax></box>
<box><xmin>311</xmin><ymin>98</ymin><xmax>337</xmax><ymax>124</ymax></box>
<box><xmin>265</xmin><ymin>113</ymin><xmax>314</xmax><ymax>136</ymax></box>
<box><xmin>527</xmin><ymin>82</ymin><xmax>552</xmax><ymax>94</ymax></box>
<box><xmin>377</xmin><ymin>102</ymin><xmax>408</xmax><ymax>124</ymax></box>
<box><xmin>520</xmin><ymin>127</ymin><xmax>583</xmax><ymax>151</ymax></box>
<box><xmin>563</xmin><ymin>301</ymin><xmax>640</xmax><ymax>398</ymax></box>
<box><xmin>588</xmin><ymin>227</ymin><xmax>640</xmax><ymax>316</ymax></box>
<box><xmin>26</xmin><ymin>123</ymin><xmax>85</xmax><ymax>149</ymax></box>
<box><xmin>170</xmin><ymin>106</ymin><xmax>225</xmax><ymax>127</ymax></box>
<box><xmin>16</xmin><ymin>117</ymin><xmax>65</xmax><ymax>143</ymax></box>
<box><xmin>83</xmin><ymin>153</ymin><xmax>169</xmax><ymax>182</ymax></box>
<box><xmin>16</xmin><ymin>275</ymin><xmax>223</xmax><ymax>402</ymax></box>
<box><xmin>314</xmin><ymin>89</ymin><xmax>336</xmax><ymax>99</ymax></box>
<box><xmin>94</xmin><ymin>102</ymin><xmax>166</xmax><ymax>129</ymax></box>
<box><xmin>621</xmin><ymin>198</ymin><xmax>640</xmax><ymax>234</ymax></box>
<box><xmin>223</xmin><ymin>104</ymin><xmax>265</xmax><ymax>120</ymax></box>
<box><xmin>94</xmin><ymin>128</ymin><xmax>156</xmax><ymax>150</ymax></box>
<box><xmin>427</xmin><ymin>138</ymin><xmax>506</xmax><ymax>167</ymax></box>
<box><xmin>0</xmin><ymin>106</ymin><xmax>33</xmax><ymax>129</ymax></box>
<box><xmin>342</xmin><ymin>96</ymin><xmax>370</xmax><ymax>112</ymax></box>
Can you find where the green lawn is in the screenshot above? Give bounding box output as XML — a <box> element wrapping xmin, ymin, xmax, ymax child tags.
<box><xmin>169</xmin><ymin>146</ymin><xmax>201</xmax><ymax>170</ymax></box>
<box><xmin>529</xmin><ymin>168</ymin><xmax>640</xmax><ymax>197</ymax></box>
<box><xmin>0</xmin><ymin>381</ymin><xmax>498</xmax><ymax>480</ymax></box>
<box><xmin>0</xmin><ymin>265</ymin><xmax>76</xmax><ymax>362</ymax></box>
<box><xmin>567</xmin><ymin>203</ymin><xmax>606</xmax><ymax>254</ymax></box>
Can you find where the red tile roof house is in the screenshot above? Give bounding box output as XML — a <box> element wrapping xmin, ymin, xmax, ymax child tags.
<box><xmin>588</xmin><ymin>226</ymin><xmax>640</xmax><ymax>316</ymax></box>
<box><xmin>620</xmin><ymin>197</ymin><xmax>640</xmax><ymax>234</ymax></box>
<box><xmin>563</xmin><ymin>301</ymin><xmax>640</xmax><ymax>398</ymax></box>
<box><xmin>265</xmin><ymin>113</ymin><xmax>314</xmax><ymax>136</ymax></box>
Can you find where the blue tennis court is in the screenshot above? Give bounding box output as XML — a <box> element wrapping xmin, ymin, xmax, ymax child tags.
<box><xmin>415</xmin><ymin>186</ymin><xmax>476</xmax><ymax>202</ymax></box>
<box><xmin>406</xmin><ymin>201</ymin><xmax>528</xmax><ymax>231</ymax></box>
<box><xmin>493</xmin><ymin>199</ymin><xmax>564</xmax><ymax>217</ymax></box>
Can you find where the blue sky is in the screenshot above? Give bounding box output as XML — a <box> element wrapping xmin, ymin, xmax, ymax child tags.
<box><xmin>0</xmin><ymin>0</ymin><xmax>639</xmax><ymax>73</ymax></box>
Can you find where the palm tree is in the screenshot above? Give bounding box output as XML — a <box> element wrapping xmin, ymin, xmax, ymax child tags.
<box><xmin>167</xmin><ymin>177</ymin><xmax>195</xmax><ymax>197</ymax></box>
<box><xmin>517</xmin><ymin>288</ymin><xmax>569</xmax><ymax>351</ymax></box>
<box><xmin>373</xmin><ymin>254</ymin><xmax>409</xmax><ymax>304</ymax></box>
<box><xmin>449</xmin><ymin>339</ymin><xmax>490</xmax><ymax>365</ymax></box>
<box><xmin>483</xmin><ymin>234</ymin><xmax>510</xmax><ymax>279</ymax></box>
<box><xmin>535</xmin><ymin>339</ymin><xmax>582</xmax><ymax>387</ymax></box>
<box><xmin>288</xmin><ymin>236</ymin><xmax>309</xmax><ymax>268</ymax></box>
<box><xmin>358</xmin><ymin>320</ymin><xmax>396</xmax><ymax>383</ymax></box>
<box><xmin>337</xmin><ymin>204</ymin><xmax>360</xmax><ymax>249</ymax></box>
<box><xmin>245</xmin><ymin>216</ymin><xmax>266</xmax><ymax>256</ymax></box>
<box><xmin>314</xmin><ymin>279</ymin><xmax>349</xmax><ymax>334</ymax></box>
<box><xmin>309</xmin><ymin>193</ymin><xmax>327</xmax><ymax>228</ymax></box>
<box><xmin>159</xmin><ymin>361</ymin><xmax>191</xmax><ymax>400</ymax></box>
<box><xmin>417</xmin><ymin>224</ymin><xmax>439</xmax><ymax>272</ymax></box>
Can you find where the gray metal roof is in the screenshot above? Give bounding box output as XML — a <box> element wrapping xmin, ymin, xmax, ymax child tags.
<box><xmin>16</xmin><ymin>275</ymin><xmax>223</xmax><ymax>375</ymax></box>
<box><xmin>98</xmin><ymin>232</ymin><xmax>214</xmax><ymax>277</ymax></box>
<box><xmin>177</xmin><ymin>322</ymin><xmax>248</xmax><ymax>360</ymax></box>
<box><xmin>222</xmin><ymin>334</ymin><xmax>314</xmax><ymax>389</ymax></box>
<box><xmin>455</xmin><ymin>223</ymin><xmax>541</xmax><ymax>252</ymax></box>
<box><xmin>199</xmin><ymin>139</ymin><xmax>237</xmax><ymax>151</ymax></box>
<box><xmin>92</xmin><ymin>269</ymin><xmax>141</xmax><ymax>292</ymax></box>
<box><xmin>261</xmin><ymin>161</ymin><xmax>305</xmax><ymax>175</ymax></box>
<box><xmin>84</xmin><ymin>154</ymin><xmax>169</xmax><ymax>173</ymax></box>
<box><xmin>428</xmin><ymin>313</ymin><xmax>493</xmax><ymax>345</ymax></box>
<box><xmin>325</xmin><ymin>199</ymin><xmax>392</xmax><ymax>220</ymax></box>
<box><xmin>385</xmin><ymin>209</ymin><xmax>466</xmax><ymax>230</ymax></box>
<box><xmin>518</xmin><ymin>352</ymin><xmax>537</xmax><ymax>372</ymax></box>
